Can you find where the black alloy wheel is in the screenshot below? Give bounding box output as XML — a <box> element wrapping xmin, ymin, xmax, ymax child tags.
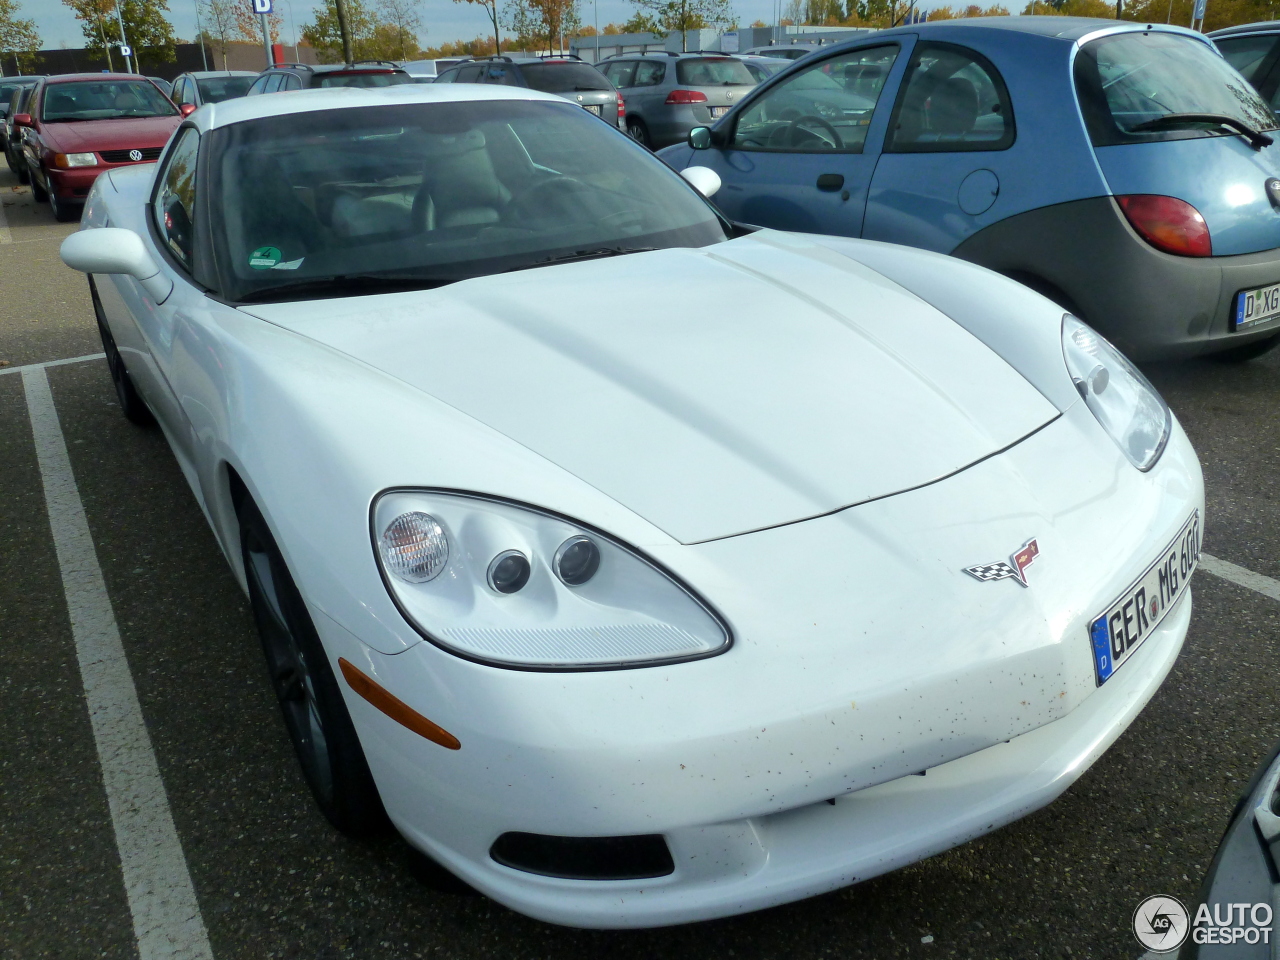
<box><xmin>626</xmin><ymin>117</ymin><xmax>651</xmax><ymax>149</ymax></box>
<box><xmin>238</xmin><ymin>499</ymin><xmax>387</xmax><ymax>836</ymax></box>
<box><xmin>28</xmin><ymin>162</ymin><xmax>47</xmax><ymax>201</ymax></box>
<box><xmin>89</xmin><ymin>278</ymin><xmax>154</xmax><ymax>426</ymax></box>
<box><xmin>48</xmin><ymin>184</ymin><xmax>78</xmax><ymax>222</ymax></box>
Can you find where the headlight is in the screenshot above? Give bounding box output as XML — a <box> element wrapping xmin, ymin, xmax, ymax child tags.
<box><xmin>55</xmin><ymin>152</ymin><xmax>97</xmax><ymax>168</ymax></box>
<box><xmin>1061</xmin><ymin>315</ymin><xmax>1171</xmax><ymax>471</ymax></box>
<box><xmin>372</xmin><ymin>491</ymin><xmax>731</xmax><ymax>669</ymax></box>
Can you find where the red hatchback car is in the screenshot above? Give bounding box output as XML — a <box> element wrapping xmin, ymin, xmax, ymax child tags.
<box><xmin>18</xmin><ymin>74</ymin><xmax>182</xmax><ymax>221</ymax></box>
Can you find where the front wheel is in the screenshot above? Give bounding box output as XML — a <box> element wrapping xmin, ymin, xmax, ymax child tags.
<box><xmin>626</xmin><ymin>118</ymin><xmax>651</xmax><ymax>149</ymax></box>
<box><xmin>49</xmin><ymin>186</ymin><xmax>79</xmax><ymax>222</ymax></box>
<box><xmin>238</xmin><ymin>499</ymin><xmax>387</xmax><ymax>836</ymax></box>
<box><xmin>90</xmin><ymin>278</ymin><xmax>154</xmax><ymax>426</ymax></box>
<box><xmin>29</xmin><ymin>163</ymin><xmax>47</xmax><ymax>201</ymax></box>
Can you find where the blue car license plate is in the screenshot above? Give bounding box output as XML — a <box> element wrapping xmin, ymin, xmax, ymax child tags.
<box><xmin>1090</xmin><ymin>511</ymin><xmax>1200</xmax><ymax>685</ymax></box>
<box><xmin>1234</xmin><ymin>282</ymin><xmax>1280</xmax><ymax>330</ymax></box>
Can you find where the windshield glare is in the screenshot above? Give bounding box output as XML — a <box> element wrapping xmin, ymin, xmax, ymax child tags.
<box><xmin>197</xmin><ymin>76</ymin><xmax>255</xmax><ymax>102</ymax></box>
<box><xmin>521</xmin><ymin>62</ymin><xmax>612</xmax><ymax>93</ymax></box>
<box><xmin>209</xmin><ymin>100</ymin><xmax>727</xmax><ymax>302</ymax></box>
<box><xmin>1075</xmin><ymin>32</ymin><xmax>1277</xmax><ymax>146</ymax></box>
<box><xmin>676</xmin><ymin>58</ymin><xmax>756</xmax><ymax>86</ymax></box>
<box><xmin>41</xmin><ymin>79</ymin><xmax>178</xmax><ymax>121</ymax></box>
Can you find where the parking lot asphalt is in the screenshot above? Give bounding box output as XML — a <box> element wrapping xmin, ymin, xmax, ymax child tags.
<box><xmin>2</xmin><ymin>162</ymin><xmax>1280</xmax><ymax>960</ymax></box>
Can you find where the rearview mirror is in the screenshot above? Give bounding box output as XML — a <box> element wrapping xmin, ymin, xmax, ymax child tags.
<box><xmin>12</xmin><ymin>113</ymin><xmax>30</xmax><ymax>127</ymax></box>
<box><xmin>60</xmin><ymin>227</ymin><xmax>173</xmax><ymax>304</ymax></box>
<box><xmin>180</xmin><ymin>103</ymin><xmax>197</xmax><ymax>117</ymax></box>
<box><xmin>680</xmin><ymin>165</ymin><xmax>721</xmax><ymax>199</ymax></box>
<box><xmin>688</xmin><ymin>126</ymin><xmax>713</xmax><ymax>150</ymax></box>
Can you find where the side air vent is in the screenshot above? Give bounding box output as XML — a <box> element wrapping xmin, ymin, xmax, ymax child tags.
<box><xmin>490</xmin><ymin>832</ymin><xmax>675</xmax><ymax>880</ymax></box>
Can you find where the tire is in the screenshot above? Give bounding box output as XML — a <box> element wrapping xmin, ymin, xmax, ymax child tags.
<box><xmin>3</xmin><ymin>145</ymin><xmax>15</xmax><ymax>175</ymax></box>
<box><xmin>626</xmin><ymin>117</ymin><xmax>651</xmax><ymax>149</ymax></box>
<box><xmin>238</xmin><ymin>498</ymin><xmax>388</xmax><ymax>836</ymax></box>
<box><xmin>49</xmin><ymin>186</ymin><xmax>79</xmax><ymax>222</ymax></box>
<box><xmin>14</xmin><ymin>154</ymin><xmax>28</xmax><ymax>183</ymax></box>
<box><xmin>89</xmin><ymin>278</ymin><xmax>154</xmax><ymax>426</ymax></box>
<box><xmin>29</xmin><ymin>163</ymin><xmax>47</xmax><ymax>201</ymax></box>
<box><xmin>1210</xmin><ymin>331</ymin><xmax>1280</xmax><ymax>362</ymax></box>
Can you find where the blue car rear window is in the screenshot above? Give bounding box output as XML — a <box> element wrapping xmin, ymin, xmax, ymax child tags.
<box><xmin>1075</xmin><ymin>31</ymin><xmax>1276</xmax><ymax>147</ymax></box>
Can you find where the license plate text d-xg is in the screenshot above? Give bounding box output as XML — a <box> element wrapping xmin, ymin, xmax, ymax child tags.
<box><xmin>1090</xmin><ymin>512</ymin><xmax>1200</xmax><ymax>685</ymax></box>
<box><xmin>1235</xmin><ymin>282</ymin><xmax>1280</xmax><ymax>330</ymax></box>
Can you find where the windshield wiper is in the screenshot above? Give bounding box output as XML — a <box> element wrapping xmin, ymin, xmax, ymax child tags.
<box><xmin>1131</xmin><ymin>112</ymin><xmax>1275</xmax><ymax>149</ymax></box>
<box><xmin>238</xmin><ymin>273</ymin><xmax>456</xmax><ymax>303</ymax></box>
<box><xmin>507</xmin><ymin>247</ymin><xmax>658</xmax><ymax>274</ymax></box>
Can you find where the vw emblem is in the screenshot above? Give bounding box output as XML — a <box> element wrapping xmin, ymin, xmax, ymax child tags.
<box><xmin>576</xmin><ymin>95</ymin><xmax>583</xmax><ymax>102</ymax></box>
<box><xmin>128</xmin><ymin>149</ymin><xmax>143</xmax><ymax>162</ymax></box>
<box><xmin>1266</xmin><ymin>177</ymin><xmax>1280</xmax><ymax>209</ymax></box>
<box><xmin>727</xmin><ymin>92</ymin><xmax>733</xmax><ymax>99</ymax></box>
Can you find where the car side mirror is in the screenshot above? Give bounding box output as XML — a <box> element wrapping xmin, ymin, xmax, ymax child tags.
<box><xmin>180</xmin><ymin>102</ymin><xmax>197</xmax><ymax>117</ymax></box>
<box><xmin>60</xmin><ymin>227</ymin><xmax>173</xmax><ymax>304</ymax></box>
<box><xmin>688</xmin><ymin>126</ymin><xmax>713</xmax><ymax>150</ymax></box>
<box><xmin>12</xmin><ymin>113</ymin><xmax>30</xmax><ymax>127</ymax></box>
<box><xmin>680</xmin><ymin>165</ymin><xmax>721</xmax><ymax>199</ymax></box>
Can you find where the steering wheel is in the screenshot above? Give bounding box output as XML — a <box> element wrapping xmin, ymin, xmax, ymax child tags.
<box><xmin>786</xmin><ymin>115</ymin><xmax>843</xmax><ymax>150</ymax></box>
<box><xmin>507</xmin><ymin>176</ymin><xmax>593</xmax><ymax>221</ymax></box>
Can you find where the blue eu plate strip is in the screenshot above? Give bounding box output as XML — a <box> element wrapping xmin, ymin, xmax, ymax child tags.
<box><xmin>1091</xmin><ymin>616</ymin><xmax>1114</xmax><ymax>684</ymax></box>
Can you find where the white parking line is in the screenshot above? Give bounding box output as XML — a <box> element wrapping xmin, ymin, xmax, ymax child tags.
<box><xmin>22</xmin><ymin>366</ymin><xmax>214</xmax><ymax>960</ymax></box>
<box><xmin>1200</xmin><ymin>553</ymin><xmax>1280</xmax><ymax>604</ymax></box>
<box><xmin>0</xmin><ymin>353</ymin><xmax>106</xmax><ymax>376</ymax></box>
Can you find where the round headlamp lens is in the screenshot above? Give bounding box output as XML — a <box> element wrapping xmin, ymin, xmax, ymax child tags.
<box><xmin>487</xmin><ymin>550</ymin><xmax>531</xmax><ymax>594</ymax></box>
<box><xmin>554</xmin><ymin>536</ymin><xmax>600</xmax><ymax>586</ymax></box>
<box><xmin>379</xmin><ymin>512</ymin><xmax>449</xmax><ymax>583</ymax></box>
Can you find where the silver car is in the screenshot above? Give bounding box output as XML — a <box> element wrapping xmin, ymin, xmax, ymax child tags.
<box><xmin>435</xmin><ymin>56</ymin><xmax>623</xmax><ymax>129</ymax></box>
<box><xmin>598</xmin><ymin>53</ymin><xmax>757</xmax><ymax>149</ymax></box>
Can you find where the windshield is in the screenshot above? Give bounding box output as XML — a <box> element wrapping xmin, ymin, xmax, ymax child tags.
<box><xmin>676</xmin><ymin>58</ymin><xmax>755</xmax><ymax>86</ymax></box>
<box><xmin>315</xmin><ymin>71</ymin><xmax>412</xmax><ymax>88</ymax></box>
<box><xmin>41</xmin><ymin>79</ymin><xmax>178</xmax><ymax>121</ymax></box>
<box><xmin>1075</xmin><ymin>31</ymin><xmax>1277</xmax><ymax>146</ymax></box>
<box><xmin>0</xmin><ymin>82</ymin><xmax>30</xmax><ymax>113</ymax></box>
<box><xmin>208</xmin><ymin>100</ymin><xmax>726</xmax><ymax>302</ymax></box>
<box><xmin>521</xmin><ymin>62</ymin><xmax>611</xmax><ymax>92</ymax></box>
<box><xmin>197</xmin><ymin>75</ymin><xmax>255</xmax><ymax>102</ymax></box>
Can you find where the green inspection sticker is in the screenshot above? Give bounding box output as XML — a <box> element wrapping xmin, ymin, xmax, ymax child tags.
<box><xmin>248</xmin><ymin>245</ymin><xmax>282</xmax><ymax>270</ymax></box>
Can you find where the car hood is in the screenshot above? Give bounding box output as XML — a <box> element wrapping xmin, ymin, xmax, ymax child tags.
<box><xmin>40</xmin><ymin>115</ymin><xmax>181</xmax><ymax>152</ymax></box>
<box><xmin>240</xmin><ymin>231</ymin><xmax>1058</xmax><ymax>543</ymax></box>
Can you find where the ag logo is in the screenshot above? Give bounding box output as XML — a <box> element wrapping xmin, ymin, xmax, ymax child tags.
<box><xmin>128</xmin><ymin>149</ymin><xmax>143</xmax><ymax>162</ymax></box>
<box><xmin>1133</xmin><ymin>895</ymin><xmax>1190</xmax><ymax>953</ymax></box>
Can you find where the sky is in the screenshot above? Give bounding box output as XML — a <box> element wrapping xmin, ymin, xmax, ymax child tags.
<box><xmin>21</xmin><ymin>0</ymin><xmax>879</xmax><ymax>54</ymax></box>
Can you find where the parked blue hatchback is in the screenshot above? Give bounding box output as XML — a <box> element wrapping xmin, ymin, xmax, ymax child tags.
<box><xmin>659</xmin><ymin>18</ymin><xmax>1280</xmax><ymax>360</ymax></box>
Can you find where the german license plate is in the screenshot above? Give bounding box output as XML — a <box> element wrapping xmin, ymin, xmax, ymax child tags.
<box><xmin>583</xmin><ymin>104</ymin><xmax>603</xmax><ymax>116</ymax></box>
<box><xmin>709</xmin><ymin>106</ymin><xmax>729</xmax><ymax>118</ymax></box>
<box><xmin>1090</xmin><ymin>511</ymin><xmax>1200</xmax><ymax>685</ymax></box>
<box><xmin>1234</xmin><ymin>282</ymin><xmax>1280</xmax><ymax>330</ymax></box>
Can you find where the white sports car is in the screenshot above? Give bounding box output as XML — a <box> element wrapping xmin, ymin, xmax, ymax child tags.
<box><xmin>60</xmin><ymin>81</ymin><xmax>1203</xmax><ymax>929</ymax></box>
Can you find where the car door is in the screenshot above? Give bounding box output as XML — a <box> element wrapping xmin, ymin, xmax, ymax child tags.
<box><xmin>862</xmin><ymin>41</ymin><xmax>1017</xmax><ymax>253</ymax></box>
<box><xmin>118</xmin><ymin>126</ymin><xmax>204</xmax><ymax>476</ymax></box>
<box><xmin>1215</xmin><ymin>32</ymin><xmax>1280</xmax><ymax>108</ymax></box>
<box><xmin>695</xmin><ymin>42</ymin><xmax>909</xmax><ymax>236</ymax></box>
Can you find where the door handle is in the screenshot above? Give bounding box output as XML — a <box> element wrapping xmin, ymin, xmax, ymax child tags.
<box><xmin>816</xmin><ymin>173</ymin><xmax>844</xmax><ymax>191</ymax></box>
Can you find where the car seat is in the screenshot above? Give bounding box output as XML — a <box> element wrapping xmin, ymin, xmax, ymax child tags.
<box><xmin>411</xmin><ymin>129</ymin><xmax>511</xmax><ymax>231</ymax></box>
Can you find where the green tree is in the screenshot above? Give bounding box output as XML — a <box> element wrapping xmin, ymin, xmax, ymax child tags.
<box><xmin>302</xmin><ymin>0</ymin><xmax>378</xmax><ymax>62</ymax></box>
<box><xmin>510</xmin><ymin>0</ymin><xmax>580</xmax><ymax>52</ymax></box>
<box><xmin>627</xmin><ymin>0</ymin><xmax>733</xmax><ymax>47</ymax></box>
<box><xmin>62</xmin><ymin>0</ymin><xmax>179</xmax><ymax>70</ymax></box>
<box><xmin>377</xmin><ymin>0</ymin><xmax>424</xmax><ymax>59</ymax></box>
<box><xmin>0</xmin><ymin>0</ymin><xmax>39</xmax><ymax>75</ymax></box>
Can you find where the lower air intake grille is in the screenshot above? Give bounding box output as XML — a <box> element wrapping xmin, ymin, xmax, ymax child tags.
<box><xmin>490</xmin><ymin>832</ymin><xmax>675</xmax><ymax>880</ymax></box>
<box><xmin>100</xmin><ymin>147</ymin><xmax>163</xmax><ymax>163</ymax></box>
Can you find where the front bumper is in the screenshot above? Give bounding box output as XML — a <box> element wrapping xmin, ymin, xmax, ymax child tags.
<box><xmin>46</xmin><ymin>165</ymin><xmax>106</xmax><ymax>202</ymax></box>
<box><xmin>316</xmin><ymin>402</ymin><xmax>1203</xmax><ymax>928</ymax></box>
<box><xmin>954</xmin><ymin>196</ymin><xmax>1280</xmax><ymax>361</ymax></box>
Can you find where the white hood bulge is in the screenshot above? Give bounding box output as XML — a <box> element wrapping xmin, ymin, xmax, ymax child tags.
<box><xmin>244</xmin><ymin>232</ymin><xmax>1058</xmax><ymax>543</ymax></box>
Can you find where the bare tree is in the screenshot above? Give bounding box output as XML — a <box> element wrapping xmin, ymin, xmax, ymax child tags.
<box><xmin>198</xmin><ymin>0</ymin><xmax>238</xmax><ymax>68</ymax></box>
<box><xmin>377</xmin><ymin>0</ymin><xmax>423</xmax><ymax>59</ymax></box>
<box><xmin>454</xmin><ymin>0</ymin><xmax>500</xmax><ymax>58</ymax></box>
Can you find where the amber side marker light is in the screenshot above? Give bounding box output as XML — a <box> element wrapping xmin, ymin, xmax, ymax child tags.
<box><xmin>338</xmin><ymin>658</ymin><xmax>461</xmax><ymax>750</ymax></box>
